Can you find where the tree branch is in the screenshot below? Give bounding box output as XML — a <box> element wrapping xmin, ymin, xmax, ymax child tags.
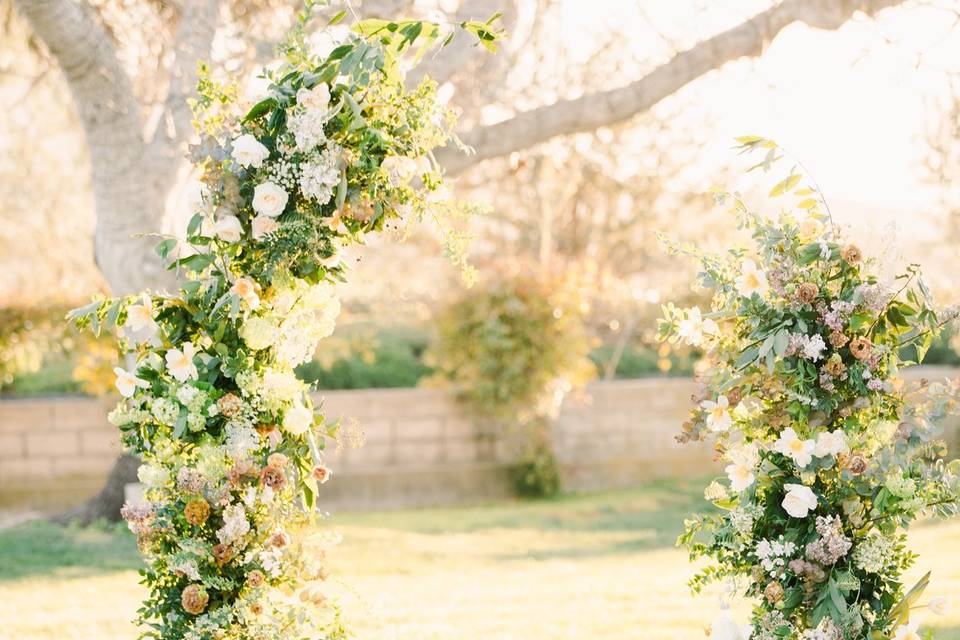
<box><xmin>438</xmin><ymin>0</ymin><xmax>907</xmax><ymax>176</ymax></box>
<box><xmin>146</xmin><ymin>0</ymin><xmax>220</xmax><ymax>186</ymax></box>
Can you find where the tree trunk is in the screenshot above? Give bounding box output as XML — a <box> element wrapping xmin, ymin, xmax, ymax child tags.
<box><xmin>12</xmin><ymin>0</ymin><xmax>218</xmax><ymax>522</ymax></box>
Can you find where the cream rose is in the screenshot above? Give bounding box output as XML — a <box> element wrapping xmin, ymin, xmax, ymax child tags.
<box><xmin>231</xmin><ymin>134</ymin><xmax>270</xmax><ymax>168</ymax></box>
<box><xmin>252</xmin><ymin>182</ymin><xmax>288</xmax><ymax>217</ymax></box>
<box><xmin>214</xmin><ymin>215</ymin><xmax>243</xmax><ymax>242</ymax></box>
<box><xmin>251</xmin><ymin>215</ymin><xmax>279</xmax><ymax>240</ymax></box>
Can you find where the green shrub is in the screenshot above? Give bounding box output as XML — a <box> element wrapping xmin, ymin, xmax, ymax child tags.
<box><xmin>296</xmin><ymin>326</ymin><xmax>433</xmax><ymax>389</ymax></box>
<box><xmin>430</xmin><ymin>274</ymin><xmax>595</xmax><ymax>498</ymax></box>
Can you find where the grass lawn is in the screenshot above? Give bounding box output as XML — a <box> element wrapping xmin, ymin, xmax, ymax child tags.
<box><xmin>2</xmin><ymin>478</ymin><xmax>960</xmax><ymax>639</ymax></box>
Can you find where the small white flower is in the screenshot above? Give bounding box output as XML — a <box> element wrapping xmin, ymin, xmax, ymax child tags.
<box><xmin>114</xmin><ymin>367</ymin><xmax>149</xmax><ymax>398</ymax></box>
<box><xmin>701</xmin><ymin>395</ymin><xmax>732</xmax><ymax>432</ymax></box>
<box><xmin>735</xmin><ymin>259</ymin><xmax>769</xmax><ymax>299</ymax></box>
<box><xmin>124</xmin><ymin>297</ymin><xmax>158</xmax><ymax>342</ymax></box>
<box><xmin>725</xmin><ymin>461</ymin><xmax>755</xmax><ymax>492</ymax></box>
<box><xmin>252</xmin><ymin>182</ymin><xmax>288</xmax><ymax>217</ymax></box>
<box><xmin>251</xmin><ymin>215</ymin><xmax>279</xmax><ymax>240</ymax></box>
<box><xmin>710</xmin><ymin>611</ymin><xmax>752</xmax><ymax>640</ymax></box>
<box><xmin>230</xmin><ymin>277</ymin><xmax>260</xmax><ymax>310</ymax></box>
<box><xmin>676</xmin><ymin>307</ymin><xmax>719</xmax><ymax>347</ymax></box>
<box><xmin>928</xmin><ymin>596</ymin><xmax>950</xmax><ymax>616</ymax></box>
<box><xmin>773</xmin><ymin>427</ymin><xmax>816</xmax><ymax>468</ymax></box>
<box><xmin>165</xmin><ymin>343</ymin><xmax>199</xmax><ymax>382</ymax></box>
<box><xmin>214</xmin><ymin>215</ymin><xmax>244</xmax><ymax>242</ymax></box>
<box><xmin>725</xmin><ymin>442</ymin><xmax>760</xmax><ymax>492</ymax></box>
<box><xmin>892</xmin><ymin>621</ymin><xmax>922</xmax><ymax>640</ymax></box>
<box><xmin>782</xmin><ymin>483</ymin><xmax>818</xmax><ymax>518</ymax></box>
<box><xmin>282</xmin><ymin>401</ymin><xmax>314</xmax><ymax>436</ymax></box>
<box><xmin>231</xmin><ymin>133</ymin><xmax>270</xmax><ymax>168</ymax></box>
<box><xmin>813</xmin><ymin>429</ymin><xmax>848</xmax><ymax>458</ymax></box>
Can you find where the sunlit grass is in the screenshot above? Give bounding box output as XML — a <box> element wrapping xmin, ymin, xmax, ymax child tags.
<box><xmin>2</xmin><ymin>478</ymin><xmax>960</xmax><ymax>639</ymax></box>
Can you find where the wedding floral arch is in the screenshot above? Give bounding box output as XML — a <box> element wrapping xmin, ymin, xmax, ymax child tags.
<box><xmin>69</xmin><ymin>9</ymin><xmax>499</xmax><ymax>639</ymax></box>
<box><xmin>660</xmin><ymin>137</ymin><xmax>960</xmax><ymax>640</ymax></box>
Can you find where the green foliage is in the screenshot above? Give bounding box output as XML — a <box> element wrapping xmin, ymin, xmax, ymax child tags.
<box><xmin>296</xmin><ymin>326</ymin><xmax>433</xmax><ymax>389</ymax></box>
<box><xmin>508</xmin><ymin>428</ymin><xmax>562</xmax><ymax>498</ymax></box>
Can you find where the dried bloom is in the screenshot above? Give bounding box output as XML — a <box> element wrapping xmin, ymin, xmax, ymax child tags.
<box><xmin>829</xmin><ymin>331</ymin><xmax>849</xmax><ymax>349</ymax></box>
<box><xmin>824</xmin><ymin>358</ymin><xmax>847</xmax><ymax>377</ymax></box>
<box><xmin>218</xmin><ymin>393</ymin><xmax>244</xmax><ymax>417</ymax></box>
<box><xmin>213</xmin><ymin>543</ymin><xmax>234</xmax><ymax>567</ymax></box>
<box><xmin>269</xmin><ymin>531</ymin><xmax>291</xmax><ymax>548</ymax></box>
<box><xmin>846</xmin><ymin>453</ymin><xmax>868</xmax><ymax>476</ymax></box>
<box><xmin>181</xmin><ymin>584</ymin><xmax>209</xmax><ymax>615</ymax></box>
<box><xmin>256</xmin><ymin>422</ymin><xmax>278</xmax><ymax>437</ymax></box>
<box><xmin>849</xmin><ymin>337</ymin><xmax>873</xmax><ymax>361</ymax></box>
<box><xmin>184</xmin><ymin>498</ymin><xmax>211</xmax><ymax>526</ymax></box>
<box><xmin>247</xmin><ymin>569</ymin><xmax>266</xmax><ymax>587</ymax></box>
<box><xmin>226</xmin><ymin>459</ymin><xmax>255</xmax><ymax>485</ymax></box>
<box><xmin>797</xmin><ymin>282</ymin><xmax>819</xmax><ymax>304</ymax></box>
<box><xmin>260</xmin><ymin>465</ymin><xmax>287</xmax><ymax>490</ymax></box>
<box><xmin>764</xmin><ymin>581</ymin><xmax>784</xmax><ymax>604</ymax></box>
<box><xmin>841</xmin><ymin>244</ymin><xmax>862</xmax><ymax>264</ymax></box>
<box><xmin>250</xmin><ymin>601</ymin><xmax>264</xmax><ymax>615</ymax></box>
<box><xmin>312</xmin><ymin>464</ymin><xmax>332</xmax><ymax>484</ymax></box>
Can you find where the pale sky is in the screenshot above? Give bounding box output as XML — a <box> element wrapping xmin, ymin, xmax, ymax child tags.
<box><xmin>558</xmin><ymin>1</ymin><xmax>960</xmax><ymax>216</ymax></box>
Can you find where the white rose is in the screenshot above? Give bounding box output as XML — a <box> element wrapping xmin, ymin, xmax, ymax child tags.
<box><xmin>282</xmin><ymin>402</ymin><xmax>314</xmax><ymax>436</ymax></box>
<box><xmin>297</xmin><ymin>83</ymin><xmax>330</xmax><ymax>112</ymax></box>
<box><xmin>231</xmin><ymin>133</ymin><xmax>270</xmax><ymax>168</ymax></box>
<box><xmin>214</xmin><ymin>215</ymin><xmax>244</xmax><ymax>242</ymax></box>
<box><xmin>251</xmin><ymin>215</ymin><xmax>280</xmax><ymax>240</ymax></box>
<box><xmin>782</xmin><ymin>483</ymin><xmax>819</xmax><ymax>518</ymax></box>
<box><xmin>252</xmin><ymin>182</ymin><xmax>289</xmax><ymax>218</ymax></box>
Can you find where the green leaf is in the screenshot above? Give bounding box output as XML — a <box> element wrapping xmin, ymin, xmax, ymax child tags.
<box><xmin>155</xmin><ymin>238</ymin><xmax>178</xmax><ymax>260</ymax></box>
<box><xmin>243</xmin><ymin>97</ymin><xmax>277</xmax><ymax>122</ymax></box>
<box><xmin>889</xmin><ymin>572</ymin><xmax>931</xmax><ymax>627</ymax></box>
<box><xmin>327</xmin><ymin>10</ymin><xmax>347</xmax><ymax>26</ymax></box>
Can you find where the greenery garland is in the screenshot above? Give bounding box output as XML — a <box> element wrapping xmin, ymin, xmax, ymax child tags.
<box><xmin>69</xmin><ymin>7</ymin><xmax>499</xmax><ymax>639</ymax></box>
<box><xmin>661</xmin><ymin>137</ymin><xmax>960</xmax><ymax>640</ymax></box>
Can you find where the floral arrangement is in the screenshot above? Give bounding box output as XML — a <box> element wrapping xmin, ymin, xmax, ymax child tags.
<box><xmin>660</xmin><ymin>137</ymin><xmax>960</xmax><ymax>640</ymax></box>
<box><xmin>69</xmin><ymin>7</ymin><xmax>500</xmax><ymax>640</ymax></box>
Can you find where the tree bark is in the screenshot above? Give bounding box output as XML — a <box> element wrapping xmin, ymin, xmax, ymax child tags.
<box><xmin>12</xmin><ymin>0</ymin><xmax>218</xmax><ymax>522</ymax></box>
<box><xmin>437</xmin><ymin>0</ymin><xmax>908</xmax><ymax>176</ymax></box>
